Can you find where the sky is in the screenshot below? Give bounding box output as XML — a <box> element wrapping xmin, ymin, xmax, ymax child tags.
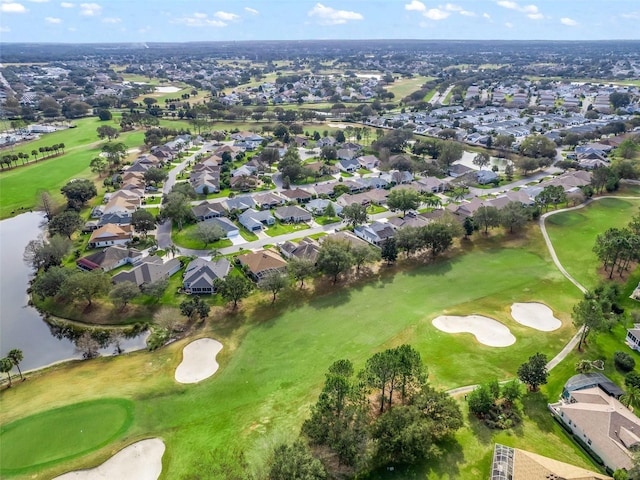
<box><xmin>0</xmin><ymin>0</ymin><xmax>639</xmax><ymax>43</ymax></box>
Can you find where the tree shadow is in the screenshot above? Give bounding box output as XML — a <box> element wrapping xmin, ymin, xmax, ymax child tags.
<box><xmin>467</xmin><ymin>413</ymin><xmax>494</xmax><ymax>445</ymax></box>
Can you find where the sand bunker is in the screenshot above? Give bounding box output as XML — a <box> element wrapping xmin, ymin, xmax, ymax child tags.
<box><xmin>432</xmin><ymin>315</ymin><xmax>516</xmax><ymax>347</ymax></box>
<box><xmin>510</xmin><ymin>302</ymin><xmax>561</xmax><ymax>331</ymax></box>
<box><xmin>53</xmin><ymin>438</ymin><xmax>165</xmax><ymax>480</ymax></box>
<box><xmin>175</xmin><ymin>338</ymin><xmax>223</xmax><ymax>384</ymax></box>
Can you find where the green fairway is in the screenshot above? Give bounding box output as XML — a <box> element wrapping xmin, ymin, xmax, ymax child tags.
<box><xmin>545</xmin><ymin>197</ymin><xmax>640</xmax><ymax>290</ymax></box>
<box><xmin>0</xmin><ymin>399</ymin><xmax>133</xmax><ymax>475</ymax></box>
<box><xmin>385</xmin><ymin>75</ymin><xmax>436</xmax><ymax>99</ymax></box>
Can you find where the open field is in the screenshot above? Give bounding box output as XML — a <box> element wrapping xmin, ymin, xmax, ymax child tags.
<box><xmin>1</xmin><ymin>225</ymin><xmax>594</xmax><ymax>479</ymax></box>
<box><xmin>385</xmin><ymin>75</ymin><xmax>436</xmax><ymax>99</ymax></box>
<box><xmin>545</xmin><ymin>196</ymin><xmax>640</xmax><ymax>290</ymax></box>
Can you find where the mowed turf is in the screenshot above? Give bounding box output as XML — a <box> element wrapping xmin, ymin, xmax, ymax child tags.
<box><xmin>1</xmin><ymin>230</ymin><xmax>588</xmax><ymax>478</ymax></box>
<box><xmin>545</xmin><ymin>196</ymin><xmax>640</xmax><ymax>290</ymax></box>
<box><xmin>0</xmin><ymin>398</ymin><xmax>133</xmax><ymax>475</ymax></box>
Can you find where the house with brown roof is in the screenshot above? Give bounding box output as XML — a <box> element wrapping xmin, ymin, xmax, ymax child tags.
<box><xmin>549</xmin><ymin>385</ymin><xmax>640</xmax><ymax>472</ymax></box>
<box><xmin>280</xmin><ymin>188</ymin><xmax>313</xmax><ymax>203</ymax></box>
<box><xmin>76</xmin><ymin>246</ymin><xmax>142</xmax><ymax>272</ymax></box>
<box><xmin>490</xmin><ymin>443</ymin><xmax>611</xmax><ymax>480</ymax></box>
<box><xmin>253</xmin><ymin>192</ymin><xmax>285</xmax><ymax>210</ymax></box>
<box><xmin>88</xmin><ymin>224</ymin><xmax>133</xmax><ymax>249</ymax></box>
<box><xmin>279</xmin><ymin>237</ymin><xmax>320</xmax><ymax>263</ymax></box>
<box><xmin>237</xmin><ymin>249</ymin><xmax>288</xmax><ymax>281</ymax></box>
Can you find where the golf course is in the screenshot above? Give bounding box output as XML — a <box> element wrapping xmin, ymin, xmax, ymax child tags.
<box><xmin>2</xmin><ymin>195</ymin><xmax>638</xmax><ymax>479</ymax></box>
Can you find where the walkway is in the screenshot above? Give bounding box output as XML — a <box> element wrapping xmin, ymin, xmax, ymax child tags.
<box><xmin>448</xmin><ymin>195</ymin><xmax>638</xmax><ymax>394</ymax></box>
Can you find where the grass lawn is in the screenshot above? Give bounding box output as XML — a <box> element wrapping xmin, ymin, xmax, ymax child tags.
<box><xmin>265</xmin><ymin>220</ymin><xmax>311</xmax><ymax>237</ymax></box>
<box><xmin>1</xmin><ymin>225</ymin><xmax>592</xmax><ymax>479</ymax></box>
<box><xmin>368</xmin><ymin>204</ymin><xmax>388</xmax><ymax>214</ymax></box>
<box><xmin>0</xmin><ymin>398</ymin><xmax>133</xmax><ymax>476</ymax></box>
<box><xmin>385</xmin><ymin>76</ymin><xmax>436</xmax><ymax>99</ymax></box>
<box><xmin>545</xmin><ymin>196</ymin><xmax>640</xmax><ymax>290</ymax></box>
<box><xmin>172</xmin><ymin>223</ymin><xmax>233</xmax><ymax>250</ymax></box>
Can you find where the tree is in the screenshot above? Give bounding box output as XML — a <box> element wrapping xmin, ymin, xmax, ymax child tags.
<box><xmin>473</xmin><ymin>206</ymin><xmax>500</xmax><ymax>234</ymax></box>
<box><xmin>38</xmin><ymin>191</ymin><xmax>57</xmax><ymax>221</ymax></box>
<box><xmin>89</xmin><ymin>156</ymin><xmax>109</xmax><ymax>177</ymax></box>
<box><xmin>131</xmin><ymin>209</ymin><xmax>156</xmax><ymax>237</ymax></box>
<box><xmin>617</xmin><ymin>139</ymin><xmax>638</xmax><ymax>160</ymax></box>
<box><xmin>341</xmin><ymin>203</ymin><xmax>368</xmax><ymax>228</ymax></box>
<box><xmin>62</xmin><ymin>270</ymin><xmax>111</xmax><ymax>307</ymax></box>
<box><xmin>323</xmin><ymin>202</ymin><xmax>336</xmax><ymax>218</ymax></box>
<box><xmin>517</xmin><ymin>353</ymin><xmax>549</xmax><ymax>391</ymax></box>
<box><xmin>536</xmin><ymin>185</ymin><xmax>566</xmax><ymax>212</ymax></box>
<box><xmin>268</xmin><ymin>441</ymin><xmax>326</xmax><ymax>480</ymax></box>
<box><xmin>278</xmin><ymin>147</ymin><xmax>307</xmax><ymax>183</ymax></box>
<box><xmin>501</xmin><ymin>379</ymin><xmax>522</xmax><ymax>406</ymax></box>
<box><xmin>387</xmin><ymin>188</ymin><xmax>420</xmax><ymax>217</ymax></box>
<box><xmin>160</xmin><ymin>192</ymin><xmax>194</xmax><ymax>231</ymax></box>
<box><xmin>316</xmin><ymin>239</ymin><xmax>353</xmax><ymax>284</ymax></box>
<box><xmin>365</xmin><ymin>349</ymin><xmax>401</xmax><ymax>413</ymax></box>
<box><xmin>76</xmin><ymin>332</ymin><xmax>100</xmax><ymax>359</ymax></box>
<box><xmin>97</xmin><ymin>109</ymin><xmax>112</xmax><ymax>121</ymax></box>
<box><xmin>472</xmin><ymin>152</ymin><xmax>490</xmax><ymax>170</ymax></box>
<box><xmin>141</xmin><ymin>278</ymin><xmax>169</xmax><ymax>300</ymax></box>
<box><xmin>463</xmin><ymin>216</ymin><xmax>475</xmax><ymax>238</ymax></box>
<box><xmin>500</xmin><ymin>201</ymin><xmax>529</xmax><ymax>233</ymax></box>
<box><xmin>437</xmin><ymin>141</ymin><xmax>463</xmax><ymax>169</ymax></box>
<box><xmin>258</xmin><ymin>271</ymin><xmax>289</xmax><ymax>304</ymax></box>
<box><xmin>519</xmin><ymin>135</ymin><xmax>556</xmax><ymax>158</ymax></box>
<box><xmin>31</xmin><ymin>265</ymin><xmax>70</xmax><ymax>300</ymax></box>
<box><xmin>23</xmin><ymin>234</ymin><xmax>72</xmax><ymax>271</ymax></box>
<box><xmin>215</xmin><ymin>275</ymin><xmax>253</xmax><ymax>309</ymax></box>
<box><xmin>61</xmin><ymin>179</ymin><xmax>97</xmax><ymax>208</ymax></box>
<box><xmin>180</xmin><ymin>295</ymin><xmax>210</xmax><ymax>321</ymax></box>
<box><xmin>287</xmin><ymin>257</ymin><xmax>316</xmax><ymax>288</ymax></box>
<box><xmin>467</xmin><ymin>383</ymin><xmax>495</xmax><ymax>416</ymax></box>
<box><xmin>620</xmin><ymin>386</ymin><xmax>640</xmax><ymax>410</ymax></box>
<box><xmin>1</xmin><ymin>357</ymin><xmax>13</xmax><ymax>387</ymax></box>
<box><xmin>143</xmin><ymin>167</ymin><xmax>169</xmax><ymax>186</ymax></box>
<box><xmin>320</xmin><ymin>146</ymin><xmax>337</xmax><ymax>161</ymax></box>
<box><xmin>109</xmin><ymin>281</ymin><xmax>140</xmax><ymax>311</ymax></box>
<box><xmin>572</xmin><ymin>298</ymin><xmax>606</xmax><ymax>351</ymax></box>
<box><xmin>101</xmin><ymin>142</ymin><xmax>127</xmax><ymax>169</ymax></box>
<box><xmin>504</xmin><ymin>163</ymin><xmax>514</xmax><ymax>181</ymax></box>
<box><xmin>192</xmin><ymin>221</ymin><xmax>225</xmax><ymax>248</ymax></box>
<box><xmin>350</xmin><ymin>244</ymin><xmax>380</xmax><ymax>273</ymax></box>
<box><xmin>96</xmin><ymin>125</ymin><xmax>119</xmax><ymax>141</ymax></box>
<box><xmin>381</xmin><ymin>237</ymin><xmax>398</xmax><ymax>265</ymax></box>
<box><xmin>7</xmin><ymin>349</ymin><xmax>24</xmax><ymax>381</ymax></box>
<box><xmin>610</xmin><ymin>92</ymin><xmax>631</xmax><ymax>110</ymax></box>
<box><xmin>48</xmin><ymin>210</ymin><xmax>83</xmax><ymax>239</ymax></box>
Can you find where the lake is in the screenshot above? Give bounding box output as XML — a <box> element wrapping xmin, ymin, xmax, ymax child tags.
<box><xmin>0</xmin><ymin>212</ymin><xmax>147</xmax><ymax>372</ymax></box>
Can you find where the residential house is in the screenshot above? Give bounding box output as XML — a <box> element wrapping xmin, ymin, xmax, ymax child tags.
<box><xmin>231</xmin><ymin>164</ymin><xmax>257</xmax><ymax>178</ymax></box>
<box><xmin>253</xmin><ymin>192</ymin><xmax>285</xmax><ymax>210</ymax></box>
<box><xmin>237</xmin><ymin>249</ymin><xmax>288</xmax><ymax>281</ymax></box>
<box><xmin>274</xmin><ymin>205</ymin><xmax>312</xmax><ymax>223</ymax></box>
<box><xmin>229</xmin><ymin>174</ymin><xmax>258</xmax><ymax>191</ymax></box>
<box><xmin>321</xmin><ymin>230</ymin><xmax>369</xmax><ymax>248</ymax></box>
<box><xmin>381</xmin><ymin>170</ymin><xmax>413</xmax><ymax>185</ymax></box>
<box><xmin>490</xmin><ymin>443</ymin><xmax>612</xmax><ymax>480</ymax></box>
<box><xmin>337</xmin><ymin>148</ymin><xmax>358</xmax><ymax>161</ymax></box>
<box><xmin>279</xmin><ymin>237</ymin><xmax>320</xmax><ymax>262</ymax></box>
<box><xmin>358</xmin><ymin>176</ymin><xmax>389</xmax><ymax>190</ymax></box>
<box><xmin>238</xmin><ymin>209</ymin><xmax>275</xmax><ymax>231</ymax></box>
<box><xmin>317</xmin><ymin>136</ymin><xmax>336</xmax><ymax>148</ymax></box>
<box><xmin>476</xmin><ymin>170</ymin><xmax>498</xmax><ymax>185</ymax></box>
<box><xmin>549</xmin><ymin>381</ymin><xmax>638</xmax><ymax>472</ymax></box>
<box><xmin>448</xmin><ymin>164</ymin><xmax>474</xmax><ymax>177</ymax></box>
<box><xmin>357</xmin><ymin>154</ymin><xmax>380</xmax><ymax>170</ymax></box>
<box><xmin>337</xmin><ymin>189</ymin><xmax>388</xmax><ymax>207</ymax></box>
<box><xmin>305</xmin><ymin>198</ymin><xmax>343</xmax><ymax>216</ymax></box>
<box><xmin>626</xmin><ymin>324</ymin><xmax>640</xmax><ymax>351</ymax></box>
<box><xmin>112</xmin><ymin>257</ymin><xmax>181</xmax><ymax>286</ymax></box>
<box><xmin>76</xmin><ymin>246</ymin><xmax>142</xmax><ymax>272</ymax></box>
<box><xmin>412</xmin><ymin>176</ymin><xmax>446</xmax><ymax>193</ymax></box>
<box><xmin>222</xmin><ymin>195</ymin><xmax>256</xmax><ymax>213</ymax></box>
<box><xmin>182</xmin><ymin>258</ymin><xmax>231</xmax><ymax>294</ymax></box>
<box><xmin>387</xmin><ymin>211</ymin><xmax>430</xmax><ymax>230</ymax></box>
<box><xmin>206</xmin><ymin>217</ymin><xmax>240</xmax><ymax>238</ymax></box>
<box><xmin>354</xmin><ymin>221</ymin><xmax>395</xmax><ymax>246</ymax></box>
<box><xmin>338</xmin><ymin>158</ymin><xmax>360</xmax><ymax>173</ymax></box>
<box><xmin>280</xmin><ymin>188</ymin><xmax>313</xmax><ymax>204</ymax></box>
<box><xmin>88</xmin><ymin>224</ymin><xmax>133</xmax><ymax>249</ymax></box>
<box><xmin>192</xmin><ymin>201</ymin><xmax>226</xmax><ymax>221</ymax></box>
<box><xmin>561</xmin><ymin>374</ymin><xmax>624</xmax><ymax>401</ymax></box>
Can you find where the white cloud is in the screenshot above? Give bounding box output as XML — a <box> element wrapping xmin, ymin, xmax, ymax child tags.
<box><xmin>79</xmin><ymin>2</ymin><xmax>101</xmax><ymax>16</ymax></box>
<box><xmin>308</xmin><ymin>3</ymin><xmax>363</xmax><ymax>25</ymax></box>
<box><xmin>444</xmin><ymin>3</ymin><xmax>475</xmax><ymax>16</ymax></box>
<box><xmin>60</xmin><ymin>1</ymin><xmax>74</xmax><ymax>6</ymax></box>
<box><xmin>424</xmin><ymin>8</ymin><xmax>449</xmax><ymax>20</ymax></box>
<box><xmin>560</xmin><ymin>17</ymin><xmax>577</xmax><ymax>26</ymax></box>
<box><xmin>102</xmin><ymin>17</ymin><xmax>121</xmax><ymax>23</ymax></box>
<box><xmin>505</xmin><ymin>22</ymin><xmax>513</xmax><ymax>28</ymax></box>
<box><xmin>67</xmin><ymin>26</ymin><xmax>76</xmax><ymax>31</ymax></box>
<box><xmin>214</xmin><ymin>11</ymin><xmax>239</xmax><ymax>21</ymax></box>
<box><xmin>483</xmin><ymin>12</ymin><xmax>491</xmax><ymax>19</ymax></box>
<box><xmin>244</xmin><ymin>7</ymin><xmax>259</xmax><ymax>15</ymax></box>
<box><xmin>45</xmin><ymin>16</ymin><xmax>61</xmax><ymax>23</ymax></box>
<box><xmin>621</xmin><ymin>11</ymin><xmax>640</xmax><ymax>19</ymax></box>
<box><xmin>1</xmin><ymin>2</ymin><xmax>27</xmax><ymax>13</ymax></box>
<box><xmin>497</xmin><ymin>1</ymin><xmax>544</xmax><ymax>20</ymax></box>
<box><xmin>0</xmin><ymin>25</ymin><xmax>11</xmax><ymax>32</ymax></box>
<box><xmin>405</xmin><ymin>0</ymin><xmax>425</xmax><ymax>11</ymax></box>
<box><xmin>172</xmin><ymin>13</ymin><xmax>227</xmax><ymax>27</ymax></box>
<box><xmin>30</xmin><ymin>0</ymin><xmax>49</xmax><ymax>3</ymax></box>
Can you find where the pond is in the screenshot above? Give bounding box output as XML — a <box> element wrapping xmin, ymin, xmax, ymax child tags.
<box><xmin>0</xmin><ymin>212</ymin><xmax>147</xmax><ymax>372</ymax></box>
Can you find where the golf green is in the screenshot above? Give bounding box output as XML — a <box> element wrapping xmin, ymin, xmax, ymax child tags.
<box><xmin>0</xmin><ymin>398</ymin><xmax>133</xmax><ymax>475</ymax></box>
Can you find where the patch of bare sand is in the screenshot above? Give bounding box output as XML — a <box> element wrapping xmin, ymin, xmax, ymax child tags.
<box><xmin>432</xmin><ymin>315</ymin><xmax>516</xmax><ymax>347</ymax></box>
<box><xmin>510</xmin><ymin>302</ymin><xmax>561</xmax><ymax>331</ymax></box>
<box><xmin>175</xmin><ymin>338</ymin><xmax>223</xmax><ymax>384</ymax></box>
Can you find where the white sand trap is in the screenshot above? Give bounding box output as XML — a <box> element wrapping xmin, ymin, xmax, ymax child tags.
<box><xmin>53</xmin><ymin>438</ymin><xmax>165</xmax><ymax>480</ymax></box>
<box><xmin>432</xmin><ymin>315</ymin><xmax>516</xmax><ymax>347</ymax></box>
<box><xmin>175</xmin><ymin>338</ymin><xmax>223</xmax><ymax>384</ymax></box>
<box><xmin>510</xmin><ymin>302</ymin><xmax>561</xmax><ymax>331</ymax></box>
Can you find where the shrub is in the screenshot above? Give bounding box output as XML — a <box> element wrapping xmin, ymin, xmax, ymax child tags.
<box><xmin>625</xmin><ymin>371</ymin><xmax>640</xmax><ymax>389</ymax></box>
<box><xmin>614</xmin><ymin>351</ymin><xmax>636</xmax><ymax>372</ymax></box>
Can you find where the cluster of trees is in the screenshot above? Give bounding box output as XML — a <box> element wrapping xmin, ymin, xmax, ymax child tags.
<box><xmin>274</xmin><ymin>346</ymin><xmax>464</xmax><ymax>477</ymax></box>
<box><xmin>572</xmin><ymin>283</ymin><xmax>625</xmax><ymax>351</ymax></box>
<box><xmin>593</xmin><ymin>209</ymin><xmax>640</xmax><ymax>279</ymax></box>
<box><xmin>467</xmin><ymin>378</ymin><xmax>523</xmax><ymax>429</ymax></box>
<box><xmin>1</xmin><ymin>143</ymin><xmax>66</xmax><ymax>170</ymax></box>
<box><xmin>393</xmin><ymin>220</ymin><xmax>460</xmax><ymax>259</ymax></box>
<box><xmin>469</xmin><ymin>202</ymin><xmax>534</xmax><ymax>235</ymax></box>
<box><xmin>0</xmin><ymin>349</ymin><xmax>24</xmax><ymax>387</ymax></box>
<box><xmin>159</xmin><ymin>183</ymin><xmax>197</xmax><ymax>231</ymax></box>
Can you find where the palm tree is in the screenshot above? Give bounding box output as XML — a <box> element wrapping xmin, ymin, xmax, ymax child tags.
<box><xmin>208</xmin><ymin>248</ymin><xmax>220</xmax><ymax>259</ymax></box>
<box><xmin>31</xmin><ymin>149</ymin><xmax>38</xmax><ymax>162</ymax></box>
<box><xmin>0</xmin><ymin>357</ymin><xmax>12</xmax><ymax>387</ymax></box>
<box><xmin>8</xmin><ymin>349</ymin><xmax>24</xmax><ymax>380</ymax></box>
<box><xmin>166</xmin><ymin>243</ymin><xmax>179</xmax><ymax>259</ymax></box>
<box><xmin>621</xmin><ymin>386</ymin><xmax>640</xmax><ymax>410</ymax></box>
<box><xmin>59</xmin><ymin>143</ymin><xmax>65</xmax><ymax>154</ymax></box>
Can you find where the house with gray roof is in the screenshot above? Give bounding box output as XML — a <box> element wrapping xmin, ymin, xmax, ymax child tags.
<box><xmin>192</xmin><ymin>201</ymin><xmax>226</xmax><ymax>221</ymax></box>
<box><xmin>182</xmin><ymin>258</ymin><xmax>231</xmax><ymax>294</ymax></box>
<box><xmin>222</xmin><ymin>195</ymin><xmax>256</xmax><ymax>212</ymax></box>
<box><xmin>274</xmin><ymin>205</ymin><xmax>312</xmax><ymax>223</ymax></box>
<box><xmin>279</xmin><ymin>237</ymin><xmax>320</xmax><ymax>263</ymax></box>
<box><xmin>354</xmin><ymin>221</ymin><xmax>395</xmax><ymax>246</ymax></box>
<box><xmin>338</xmin><ymin>158</ymin><xmax>360</xmax><ymax>173</ymax></box>
<box><xmin>76</xmin><ymin>246</ymin><xmax>142</xmax><ymax>272</ymax></box>
<box><xmin>238</xmin><ymin>209</ymin><xmax>275</xmax><ymax>231</ymax></box>
<box><xmin>112</xmin><ymin>257</ymin><xmax>181</xmax><ymax>287</ymax></box>
<box><xmin>206</xmin><ymin>217</ymin><xmax>240</xmax><ymax>237</ymax></box>
<box><xmin>305</xmin><ymin>198</ymin><xmax>343</xmax><ymax>216</ymax></box>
